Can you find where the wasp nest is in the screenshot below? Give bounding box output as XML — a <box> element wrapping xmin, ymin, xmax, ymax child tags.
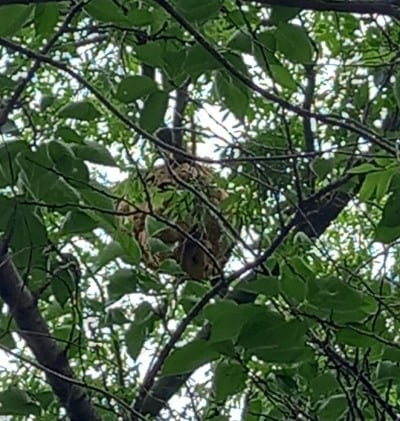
<box><xmin>117</xmin><ymin>161</ymin><xmax>234</xmax><ymax>280</ymax></box>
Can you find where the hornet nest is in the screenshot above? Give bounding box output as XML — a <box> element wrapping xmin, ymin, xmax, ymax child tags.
<box><xmin>117</xmin><ymin>161</ymin><xmax>234</xmax><ymax>280</ymax></box>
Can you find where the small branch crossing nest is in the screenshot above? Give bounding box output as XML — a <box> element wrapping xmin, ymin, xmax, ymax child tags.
<box><xmin>117</xmin><ymin>161</ymin><xmax>234</xmax><ymax>280</ymax></box>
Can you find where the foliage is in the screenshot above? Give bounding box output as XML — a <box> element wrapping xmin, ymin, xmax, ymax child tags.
<box><xmin>0</xmin><ymin>1</ymin><xmax>399</xmax><ymax>420</ymax></box>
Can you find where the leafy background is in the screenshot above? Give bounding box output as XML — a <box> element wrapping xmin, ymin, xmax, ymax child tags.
<box><xmin>0</xmin><ymin>0</ymin><xmax>400</xmax><ymax>420</ymax></box>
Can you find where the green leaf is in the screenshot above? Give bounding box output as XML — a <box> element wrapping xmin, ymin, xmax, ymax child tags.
<box><xmin>71</xmin><ymin>141</ymin><xmax>117</xmax><ymax>166</ymax></box>
<box><xmin>53</xmin><ymin>325</ymin><xmax>80</xmax><ymax>355</ymax></box>
<box><xmin>307</xmin><ymin>277</ymin><xmax>368</xmax><ymax>311</ymax></box>
<box><xmin>115</xmin><ymin>231</ymin><xmax>142</xmax><ymax>265</ymax></box>
<box><xmin>106</xmin><ymin>308</ymin><xmax>129</xmax><ymax>325</ymax></box>
<box><xmin>135</xmin><ymin>42</ymin><xmax>164</xmax><ymax>67</ymax></box>
<box><xmin>0</xmin><ymin>119</ymin><xmax>19</xmax><ymax>135</ymax></box>
<box><xmin>162</xmin><ymin>340</ymin><xmax>219</xmax><ymax>376</ymax></box>
<box><xmin>3</xmin><ymin>203</ymin><xmax>48</xmax><ymax>270</ymax></box>
<box><xmin>348</xmin><ymin>163</ymin><xmax>377</xmax><ymax>174</ymax></box>
<box><xmin>0</xmin><ymin>74</ymin><xmax>16</xmax><ymax>93</ymax></box>
<box><xmin>311</xmin><ymin>158</ymin><xmax>334</xmax><ymax>180</ymax></box>
<box><xmin>174</xmin><ymin>0</ymin><xmax>223</xmax><ymax>22</ymax></box>
<box><xmin>270</xmin><ymin>64</ymin><xmax>297</xmax><ymax>90</ymax></box>
<box><xmin>375</xmin><ymin>168</ymin><xmax>396</xmax><ymax>200</ymax></box>
<box><xmin>108</xmin><ymin>269</ymin><xmax>138</xmax><ymax>301</ymax></box>
<box><xmin>245</xmin><ymin>399</ymin><xmax>262</xmax><ymax>421</ymax></box>
<box><xmin>270</xmin><ymin>6</ymin><xmax>300</xmax><ymax>24</ymax></box>
<box><xmin>375</xmin><ymin>224</ymin><xmax>400</xmax><ymax>244</ymax></box>
<box><xmin>310</xmin><ymin>373</ymin><xmax>339</xmax><ymax>399</ymax></box>
<box><xmin>318</xmin><ymin>395</ymin><xmax>347</xmax><ymax>421</ymax></box>
<box><xmin>0</xmin><ymin>329</ymin><xmax>16</xmax><ymax>350</ymax></box>
<box><xmin>162</xmin><ymin>48</ymin><xmax>188</xmax><ymax>82</ymax></box>
<box><xmin>252</xmin><ymin>343</ymin><xmax>312</xmax><ymax>364</ymax></box>
<box><xmin>35</xmin><ymin>391</ymin><xmax>54</xmax><ymax>410</ymax></box>
<box><xmin>394</xmin><ymin>72</ymin><xmax>400</xmax><ymax>108</ymax></box>
<box><xmin>85</xmin><ymin>0</ymin><xmax>128</xmax><ymax>24</ymax></box>
<box><xmin>228</xmin><ymin>31</ymin><xmax>253</xmax><ymax>54</ymax></box>
<box><xmin>135</xmin><ymin>302</ymin><xmax>155</xmax><ymax>324</ymax></box>
<box><xmin>376</xmin><ymin>361</ymin><xmax>400</xmax><ymax>381</ymax></box>
<box><xmin>377</xmin><ymin>189</ymin><xmax>400</xmax><ymax>228</ymax></box>
<box><xmin>238</xmin><ymin>313</ymin><xmax>304</xmax><ymax>350</ymax></box>
<box><xmin>354</xmin><ymin>82</ymin><xmax>369</xmax><ymax>108</ymax></box>
<box><xmin>358</xmin><ymin>171</ymin><xmax>381</xmax><ymax>202</ymax></box>
<box><xmin>125</xmin><ymin>322</ymin><xmax>146</xmax><ymax>359</ymax></box>
<box><xmin>58</xmin><ymin>101</ymin><xmax>101</xmax><ymax>121</ymax></box>
<box><xmin>79</xmin><ymin>184</ymin><xmax>116</xmax><ymax>229</ymax></box>
<box><xmin>0</xmin><ymin>387</ymin><xmax>40</xmax><ymax>417</ymax></box>
<box><xmin>204</xmin><ymin>301</ymin><xmax>265</xmax><ymax>343</ymax></box>
<box><xmin>47</xmin><ymin>140</ymin><xmax>78</xmax><ymax>175</ymax></box>
<box><xmin>55</xmin><ymin>126</ymin><xmax>83</xmax><ymax>143</ymax></box>
<box><xmin>149</xmin><ymin>238</ymin><xmax>172</xmax><ymax>254</ymax></box>
<box><xmin>237</xmin><ymin>311</ymin><xmax>311</xmax><ymax>363</ymax></box>
<box><xmin>139</xmin><ymin>91</ymin><xmax>169</xmax><ymax>133</ymax></box>
<box><xmin>0</xmin><ymin>140</ymin><xmax>29</xmax><ymax>187</ymax></box>
<box><xmin>215</xmin><ymin>71</ymin><xmax>249</xmax><ymax>119</ymax></box>
<box><xmin>158</xmin><ymin>258</ymin><xmax>184</xmax><ymax>276</ymax></box>
<box><xmin>280</xmin><ymin>274</ymin><xmax>306</xmax><ymax>302</ymax></box>
<box><xmin>61</xmin><ymin>210</ymin><xmax>98</xmax><ymax>235</ymax></box>
<box><xmin>0</xmin><ymin>5</ymin><xmax>33</xmax><ymax>37</ymax></box>
<box><xmin>255</xmin><ymin>30</ymin><xmax>276</xmax><ymax>57</ymax></box>
<box><xmin>236</xmin><ymin>275</ymin><xmax>279</xmax><ymax>297</ymax></box>
<box><xmin>375</xmin><ymin>188</ymin><xmax>400</xmax><ymax>242</ymax></box>
<box><xmin>336</xmin><ymin>327</ymin><xmax>377</xmax><ymax>348</ymax></box>
<box><xmin>184</xmin><ymin>44</ymin><xmax>221</xmax><ymax>76</ymax></box>
<box><xmin>127</xmin><ymin>8</ymin><xmax>153</xmax><ymax>26</ymax></box>
<box><xmin>275</xmin><ymin>23</ymin><xmax>313</xmax><ymax>64</ymax></box>
<box><xmin>306</xmin><ymin>276</ymin><xmax>376</xmax><ymax>322</ymax></box>
<box><xmin>146</xmin><ymin>216</ymin><xmax>169</xmax><ymax>237</ymax></box>
<box><xmin>39</xmin><ymin>95</ymin><xmax>55</xmax><ymax>110</ymax></box>
<box><xmin>51</xmin><ymin>267</ymin><xmax>76</xmax><ymax>307</ymax></box>
<box><xmin>115</xmin><ymin>76</ymin><xmax>157</xmax><ymax>103</ymax></box>
<box><xmin>95</xmin><ymin>241</ymin><xmax>125</xmax><ymax>271</ymax></box>
<box><xmin>382</xmin><ymin>346</ymin><xmax>400</xmax><ymax>362</ymax></box>
<box><xmin>214</xmin><ymin>361</ymin><xmax>246</xmax><ymax>401</ymax></box>
<box><xmin>34</xmin><ymin>4</ymin><xmax>60</xmax><ymax>36</ymax></box>
<box><xmin>180</xmin><ymin>281</ymin><xmax>209</xmax><ymax>313</ymax></box>
<box><xmin>0</xmin><ymin>197</ymin><xmax>19</xmax><ymax>233</ymax></box>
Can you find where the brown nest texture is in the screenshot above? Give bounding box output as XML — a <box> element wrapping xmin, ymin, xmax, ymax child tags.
<box><xmin>117</xmin><ymin>161</ymin><xmax>234</xmax><ymax>280</ymax></box>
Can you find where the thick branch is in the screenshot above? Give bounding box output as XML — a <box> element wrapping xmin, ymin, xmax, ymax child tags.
<box><xmin>0</xmin><ymin>245</ymin><xmax>101</xmax><ymax>421</ymax></box>
<box><xmin>248</xmin><ymin>0</ymin><xmax>400</xmax><ymax>19</ymax></box>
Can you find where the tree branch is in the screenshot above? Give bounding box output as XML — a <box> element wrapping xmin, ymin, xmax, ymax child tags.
<box><xmin>248</xmin><ymin>0</ymin><xmax>400</xmax><ymax>19</ymax></box>
<box><xmin>153</xmin><ymin>0</ymin><xmax>396</xmax><ymax>157</ymax></box>
<box><xmin>133</xmin><ymin>173</ymin><xmax>360</xmax><ymax>417</ymax></box>
<box><xmin>0</xmin><ymin>1</ymin><xmax>83</xmax><ymax>127</ymax></box>
<box><xmin>132</xmin><ymin>216</ymin><xmax>296</xmax><ymax>416</ymax></box>
<box><xmin>0</xmin><ymin>244</ymin><xmax>101</xmax><ymax>421</ymax></box>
